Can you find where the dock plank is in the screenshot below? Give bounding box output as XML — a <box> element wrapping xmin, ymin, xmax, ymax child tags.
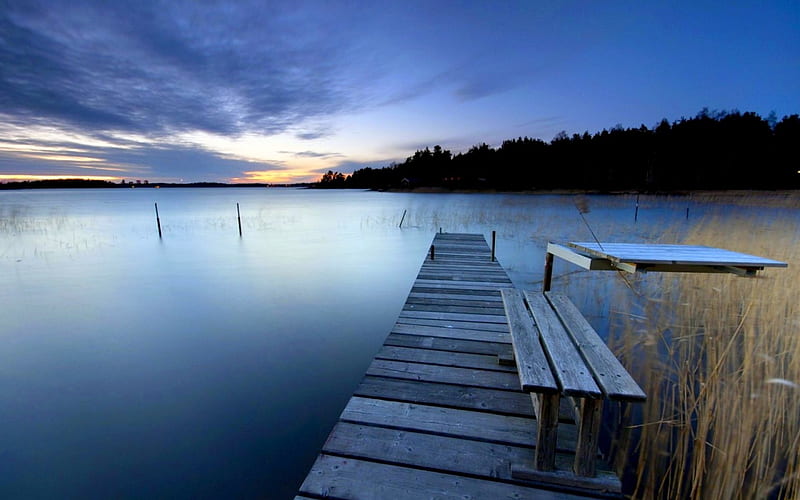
<box><xmin>299</xmin><ymin>455</ymin><xmax>587</xmax><ymax>500</ymax></box>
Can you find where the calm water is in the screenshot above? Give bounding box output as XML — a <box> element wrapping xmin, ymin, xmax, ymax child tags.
<box><xmin>0</xmin><ymin>188</ymin><xmax>773</xmax><ymax>498</ymax></box>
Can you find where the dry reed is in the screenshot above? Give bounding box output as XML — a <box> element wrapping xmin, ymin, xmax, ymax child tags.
<box><xmin>610</xmin><ymin>206</ymin><xmax>800</xmax><ymax>499</ymax></box>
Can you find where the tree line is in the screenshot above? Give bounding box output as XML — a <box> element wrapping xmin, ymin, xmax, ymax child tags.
<box><xmin>315</xmin><ymin>109</ymin><xmax>800</xmax><ymax>191</ymax></box>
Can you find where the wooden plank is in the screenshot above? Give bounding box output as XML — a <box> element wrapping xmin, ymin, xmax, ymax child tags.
<box><xmin>394</xmin><ymin>317</ymin><xmax>510</xmax><ymax>333</ymax></box>
<box><xmin>322</xmin><ymin>422</ymin><xmax>618</xmax><ymax>487</ymax></box>
<box><xmin>375</xmin><ymin>345</ymin><xmax>516</xmax><ymax>372</ymax></box>
<box><xmin>366</xmin><ymin>359</ymin><xmax>521</xmax><ymax>391</ymax></box>
<box><xmin>500</xmin><ymin>289</ymin><xmax>559</xmax><ymax>394</ymax></box>
<box><xmin>384</xmin><ymin>333</ymin><xmax>512</xmax><ymax>356</ymax></box>
<box><xmin>399</xmin><ymin>310</ymin><xmax>507</xmax><ymax>324</ymax></box>
<box><xmin>525</xmin><ymin>292</ymin><xmax>602</xmax><ymax>398</ymax></box>
<box><xmin>339</xmin><ymin>396</ymin><xmax>557</xmax><ymax>448</ymax></box>
<box><xmin>408</xmin><ymin>291</ymin><xmax>502</xmax><ymax>302</ymax></box>
<box><xmin>411</xmin><ymin>286</ymin><xmax>502</xmax><ymax>297</ymax></box>
<box><xmin>300</xmin><ymin>455</ymin><xmax>589</xmax><ymax>500</ymax></box>
<box><xmin>391</xmin><ymin>323</ymin><xmax>511</xmax><ymax>343</ymax></box>
<box><xmin>546</xmin><ymin>292</ymin><xmax>646</xmax><ymax>401</ymax></box>
<box><xmin>354</xmin><ymin>376</ymin><xmax>536</xmax><ymax>417</ymax></box>
<box><xmin>413</xmin><ymin>279</ymin><xmax>512</xmax><ymax>291</ymax></box>
<box><xmin>355</xmin><ymin>376</ymin><xmax>578</xmax><ymax>422</ymax></box>
<box><xmin>403</xmin><ymin>303</ymin><xmax>507</xmax><ymax>315</ymax></box>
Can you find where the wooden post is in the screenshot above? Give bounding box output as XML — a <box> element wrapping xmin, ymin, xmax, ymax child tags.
<box><xmin>543</xmin><ymin>251</ymin><xmax>554</xmax><ymax>292</ymax></box>
<box><xmin>399</xmin><ymin>209</ymin><xmax>407</xmax><ymax>228</ymax></box>
<box><xmin>686</xmin><ymin>206</ymin><xmax>690</xmax><ymax>220</ymax></box>
<box><xmin>574</xmin><ymin>398</ymin><xmax>604</xmax><ymax>477</ymax></box>
<box><xmin>237</xmin><ymin>203</ymin><xmax>242</xmax><ymax>237</ymax></box>
<box><xmin>634</xmin><ymin>194</ymin><xmax>639</xmax><ymax>222</ymax></box>
<box><xmin>154</xmin><ymin>202</ymin><xmax>162</xmax><ymax>239</ymax></box>
<box><xmin>533</xmin><ymin>393</ymin><xmax>560</xmax><ymax>472</ymax></box>
<box><xmin>491</xmin><ymin>230</ymin><xmax>496</xmax><ymax>262</ymax></box>
<box><xmin>430</xmin><ymin>244</ymin><xmax>435</xmax><ymax>261</ymax></box>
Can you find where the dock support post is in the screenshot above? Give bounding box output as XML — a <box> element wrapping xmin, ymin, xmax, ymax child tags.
<box><xmin>154</xmin><ymin>202</ymin><xmax>162</xmax><ymax>239</ymax></box>
<box><xmin>491</xmin><ymin>230</ymin><xmax>496</xmax><ymax>261</ymax></box>
<box><xmin>543</xmin><ymin>251</ymin><xmax>554</xmax><ymax>291</ymax></box>
<box><xmin>237</xmin><ymin>203</ymin><xmax>242</xmax><ymax>237</ymax></box>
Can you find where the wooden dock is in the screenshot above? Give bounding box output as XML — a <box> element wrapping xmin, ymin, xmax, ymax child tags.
<box><xmin>296</xmin><ymin>233</ymin><xmax>620</xmax><ymax>499</ymax></box>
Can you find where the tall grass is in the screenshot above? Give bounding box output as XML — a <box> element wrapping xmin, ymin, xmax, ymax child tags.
<box><xmin>611</xmin><ymin>206</ymin><xmax>800</xmax><ymax>499</ymax></box>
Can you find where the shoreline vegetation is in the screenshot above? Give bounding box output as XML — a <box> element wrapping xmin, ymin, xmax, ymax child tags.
<box><xmin>315</xmin><ymin>109</ymin><xmax>800</xmax><ymax>192</ymax></box>
<box><xmin>610</xmin><ymin>206</ymin><xmax>799</xmax><ymax>499</ymax></box>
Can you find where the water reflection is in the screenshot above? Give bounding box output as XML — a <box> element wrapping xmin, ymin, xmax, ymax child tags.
<box><xmin>0</xmin><ymin>188</ymin><xmax>789</xmax><ymax>498</ymax></box>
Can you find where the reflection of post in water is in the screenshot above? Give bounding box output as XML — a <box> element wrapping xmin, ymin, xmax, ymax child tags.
<box><xmin>154</xmin><ymin>202</ymin><xmax>162</xmax><ymax>239</ymax></box>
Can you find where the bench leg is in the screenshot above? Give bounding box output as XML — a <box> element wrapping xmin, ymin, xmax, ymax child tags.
<box><xmin>531</xmin><ymin>393</ymin><xmax>560</xmax><ymax>472</ymax></box>
<box><xmin>574</xmin><ymin>398</ymin><xmax>603</xmax><ymax>477</ymax></box>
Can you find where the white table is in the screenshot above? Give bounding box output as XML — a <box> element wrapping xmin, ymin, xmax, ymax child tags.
<box><xmin>543</xmin><ymin>241</ymin><xmax>788</xmax><ymax>290</ymax></box>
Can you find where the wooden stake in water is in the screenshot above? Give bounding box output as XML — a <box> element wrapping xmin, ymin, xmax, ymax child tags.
<box><xmin>634</xmin><ymin>194</ymin><xmax>640</xmax><ymax>222</ymax></box>
<box><xmin>154</xmin><ymin>202</ymin><xmax>162</xmax><ymax>239</ymax></box>
<box><xmin>430</xmin><ymin>244</ymin><xmax>435</xmax><ymax>261</ymax></box>
<box><xmin>491</xmin><ymin>230</ymin><xmax>496</xmax><ymax>262</ymax></box>
<box><xmin>237</xmin><ymin>203</ymin><xmax>242</xmax><ymax>237</ymax></box>
<box><xmin>399</xmin><ymin>209</ymin><xmax>407</xmax><ymax>229</ymax></box>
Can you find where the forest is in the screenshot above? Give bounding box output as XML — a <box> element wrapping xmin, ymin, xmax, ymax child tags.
<box><xmin>316</xmin><ymin>110</ymin><xmax>800</xmax><ymax>192</ymax></box>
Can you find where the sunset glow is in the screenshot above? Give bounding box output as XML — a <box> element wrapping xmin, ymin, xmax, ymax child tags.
<box><xmin>1</xmin><ymin>1</ymin><xmax>797</xmax><ymax>184</ymax></box>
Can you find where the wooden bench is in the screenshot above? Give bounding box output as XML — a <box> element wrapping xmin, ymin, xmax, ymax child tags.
<box><xmin>500</xmin><ymin>289</ymin><xmax>646</xmax><ymax>489</ymax></box>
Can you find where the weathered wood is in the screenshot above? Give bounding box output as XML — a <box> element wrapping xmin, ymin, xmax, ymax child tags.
<box><xmin>354</xmin><ymin>377</ymin><xmax>536</xmax><ymax>417</ymax></box>
<box><xmin>406</xmin><ymin>295</ymin><xmax>502</xmax><ymax>307</ymax></box>
<box><xmin>300</xmin><ymin>455</ymin><xmax>589</xmax><ymax>500</ymax></box>
<box><xmin>340</xmin><ymin>396</ymin><xmax>555</xmax><ymax>448</ymax></box>
<box><xmin>574</xmin><ymin>398</ymin><xmax>604</xmax><ymax>477</ymax></box>
<box><xmin>403</xmin><ymin>302</ymin><xmax>507</xmax><ymax>315</ymax></box>
<box><xmin>391</xmin><ymin>323</ymin><xmax>511</xmax><ymax>343</ymax></box>
<box><xmin>410</xmin><ymin>286</ymin><xmax>503</xmax><ymax>298</ymax></box>
<box><xmin>366</xmin><ymin>359</ymin><xmax>521</xmax><ymax>390</ymax></box>
<box><xmin>525</xmin><ymin>292</ymin><xmax>602</xmax><ymax>398</ymax></box>
<box><xmin>511</xmin><ymin>462</ymin><xmax>621</xmax><ymax>493</ymax></box>
<box><xmin>375</xmin><ymin>345</ymin><xmax>516</xmax><ymax>372</ymax></box>
<box><xmin>395</xmin><ymin>317</ymin><xmax>510</xmax><ymax>333</ymax></box>
<box><xmin>546</xmin><ymin>292</ymin><xmax>646</xmax><ymax>401</ymax></box>
<box><xmin>299</xmin><ymin>233</ymin><xmax>628</xmax><ymax>498</ymax></box>
<box><xmin>534</xmin><ymin>392</ymin><xmax>561</xmax><ymax>472</ymax></box>
<box><xmin>500</xmin><ymin>289</ymin><xmax>559</xmax><ymax>393</ymax></box>
<box><xmin>384</xmin><ymin>333</ymin><xmax>512</xmax><ymax>357</ymax></box>
<box><xmin>322</xmin><ymin>422</ymin><xmax>606</xmax><ymax>485</ymax></box>
<box><xmin>399</xmin><ymin>310</ymin><xmax>507</xmax><ymax>324</ymax></box>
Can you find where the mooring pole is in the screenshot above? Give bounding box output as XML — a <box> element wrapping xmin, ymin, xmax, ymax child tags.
<box><xmin>399</xmin><ymin>209</ymin><xmax>407</xmax><ymax>229</ymax></box>
<box><xmin>237</xmin><ymin>203</ymin><xmax>242</xmax><ymax>237</ymax></box>
<box><xmin>634</xmin><ymin>194</ymin><xmax>640</xmax><ymax>222</ymax></box>
<box><xmin>154</xmin><ymin>202</ymin><xmax>162</xmax><ymax>239</ymax></box>
<box><xmin>491</xmin><ymin>230</ymin><xmax>496</xmax><ymax>262</ymax></box>
<box><xmin>430</xmin><ymin>244</ymin><xmax>435</xmax><ymax>261</ymax></box>
<box><xmin>543</xmin><ymin>251</ymin><xmax>554</xmax><ymax>292</ymax></box>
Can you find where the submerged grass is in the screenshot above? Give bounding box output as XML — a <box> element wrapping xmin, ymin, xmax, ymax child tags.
<box><xmin>610</xmin><ymin>206</ymin><xmax>800</xmax><ymax>499</ymax></box>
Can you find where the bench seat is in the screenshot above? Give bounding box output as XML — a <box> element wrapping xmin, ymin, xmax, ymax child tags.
<box><xmin>501</xmin><ymin>289</ymin><xmax>645</xmax><ymax>488</ymax></box>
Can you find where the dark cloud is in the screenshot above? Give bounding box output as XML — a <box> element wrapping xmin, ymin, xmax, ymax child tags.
<box><xmin>283</xmin><ymin>150</ymin><xmax>344</xmax><ymax>159</ymax></box>
<box><xmin>0</xmin><ymin>0</ymin><xmax>358</xmax><ymax>137</ymax></box>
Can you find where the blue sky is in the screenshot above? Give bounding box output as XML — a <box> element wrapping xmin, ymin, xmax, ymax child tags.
<box><xmin>1</xmin><ymin>1</ymin><xmax>798</xmax><ymax>183</ymax></box>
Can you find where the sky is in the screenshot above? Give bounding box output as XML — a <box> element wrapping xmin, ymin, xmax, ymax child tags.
<box><xmin>1</xmin><ymin>1</ymin><xmax>798</xmax><ymax>184</ymax></box>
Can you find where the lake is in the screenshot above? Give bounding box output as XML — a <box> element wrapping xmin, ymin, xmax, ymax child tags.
<box><xmin>0</xmin><ymin>188</ymin><xmax>788</xmax><ymax>498</ymax></box>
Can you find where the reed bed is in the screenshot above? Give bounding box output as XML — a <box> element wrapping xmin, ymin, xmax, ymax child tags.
<box><xmin>610</xmin><ymin>208</ymin><xmax>800</xmax><ymax>499</ymax></box>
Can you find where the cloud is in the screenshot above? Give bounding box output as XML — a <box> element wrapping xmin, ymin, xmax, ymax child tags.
<box><xmin>0</xmin><ymin>1</ymin><xmax>360</xmax><ymax>138</ymax></box>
